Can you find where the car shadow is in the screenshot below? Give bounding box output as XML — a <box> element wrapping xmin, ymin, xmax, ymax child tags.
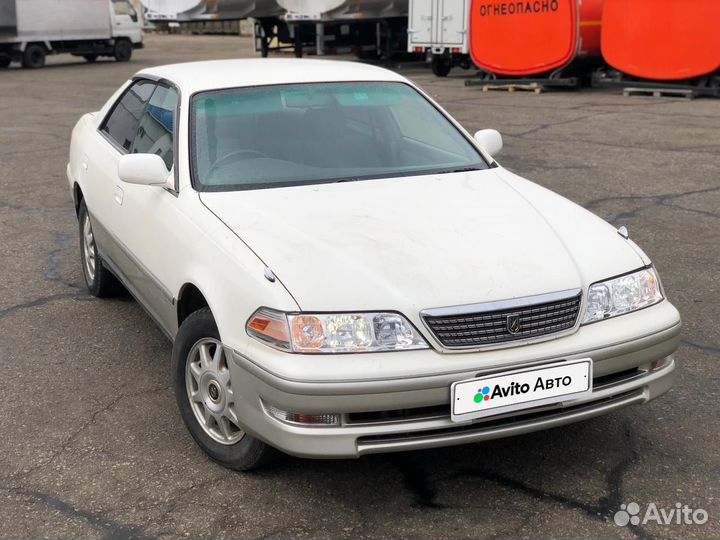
<box><xmin>250</xmin><ymin>413</ymin><xmax>638</xmax><ymax>528</ymax></box>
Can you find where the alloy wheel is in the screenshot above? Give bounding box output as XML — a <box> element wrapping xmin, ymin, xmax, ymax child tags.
<box><xmin>185</xmin><ymin>338</ymin><xmax>244</xmax><ymax>445</ymax></box>
<box><xmin>82</xmin><ymin>213</ymin><xmax>96</xmax><ymax>282</ymax></box>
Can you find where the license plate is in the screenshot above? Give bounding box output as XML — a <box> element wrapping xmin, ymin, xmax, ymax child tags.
<box><xmin>451</xmin><ymin>359</ymin><xmax>593</xmax><ymax>422</ymax></box>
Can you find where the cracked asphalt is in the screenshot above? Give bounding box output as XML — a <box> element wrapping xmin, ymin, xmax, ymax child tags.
<box><xmin>1</xmin><ymin>34</ymin><xmax>718</xmax><ymax>540</ymax></box>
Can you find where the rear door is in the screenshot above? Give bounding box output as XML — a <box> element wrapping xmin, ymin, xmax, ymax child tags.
<box><xmin>438</xmin><ymin>0</ymin><xmax>468</xmax><ymax>47</ymax></box>
<box><xmin>408</xmin><ymin>0</ymin><xmax>434</xmax><ymax>47</ymax></box>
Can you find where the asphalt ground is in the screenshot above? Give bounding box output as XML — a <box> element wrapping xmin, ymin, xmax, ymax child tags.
<box><xmin>0</xmin><ymin>34</ymin><xmax>718</xmax><ymax>540</ymax></box>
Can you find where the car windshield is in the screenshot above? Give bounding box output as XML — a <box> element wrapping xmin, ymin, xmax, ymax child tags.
<box><xmin>191</xmin><ymin>82</ymin><xmax>488</xmax><ymax>191</ymax></box>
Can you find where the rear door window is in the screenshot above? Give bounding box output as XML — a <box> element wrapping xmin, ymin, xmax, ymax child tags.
<box><xmin>101</xmin><ymin>80</ymin><xmax>156</xmax><ymax>152</ymax></box>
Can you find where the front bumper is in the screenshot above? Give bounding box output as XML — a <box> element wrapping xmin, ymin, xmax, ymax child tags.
<box><xmin>226</xmin><ymin>304</ymin><xmax>681</xmax><ymax>458</ymax></box>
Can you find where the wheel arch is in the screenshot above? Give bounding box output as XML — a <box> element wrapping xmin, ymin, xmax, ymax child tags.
<box><xmin>73</xmin><ymin>183</ymin><xmax>84</xmax><ymax>217</ymax></box>
<box><xmin>177</xmin><ymin>282</ymin><xmax>211</xmax><ymax>328</ymax></box>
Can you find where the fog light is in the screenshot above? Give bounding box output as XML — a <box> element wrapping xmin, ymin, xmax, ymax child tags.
<box><xmin>264</xmin><ymin>404</ymin><xmax>340</xmax><ymax>427</ymax></box>
<box><xmin>650</xmin><ymin>356</ymin><xmax>672</xmax><ymax>371</ymax></box>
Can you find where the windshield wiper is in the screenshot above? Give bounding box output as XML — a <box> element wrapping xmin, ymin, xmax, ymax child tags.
<box><xmin>334</xmin><ymin>178</ymin><xmax>359</xmax><ymax>183</ymax></box>
<box><xmin>438</xmin><ymin>166</ymin><xmax>484</xmax><ymax>174</ymax></box>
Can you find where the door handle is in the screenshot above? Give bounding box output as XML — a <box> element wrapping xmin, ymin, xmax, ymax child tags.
<box><xmin>114</xmin><ymin>185</ymin><xmax>124</xmax><ymax>205</ymax></box>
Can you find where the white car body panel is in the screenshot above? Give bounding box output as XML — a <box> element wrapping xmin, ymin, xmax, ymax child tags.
<box><xmin>199</xmin><ymin>169</ymin><xmax>643</xmax><ymax>315</ymax></box>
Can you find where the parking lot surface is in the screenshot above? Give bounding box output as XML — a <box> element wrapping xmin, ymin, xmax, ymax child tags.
<box><xmin>1</xmin><ymin>34</ymin><xmax>718</xmax><ymax>540</ymax></box>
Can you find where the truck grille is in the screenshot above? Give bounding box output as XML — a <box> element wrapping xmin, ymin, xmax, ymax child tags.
<box><xmin>422</xmin><ymin>290</ymin><xmax>582</xmax><ymax>348</ymax></box>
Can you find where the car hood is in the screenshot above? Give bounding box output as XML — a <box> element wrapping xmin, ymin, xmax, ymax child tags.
<box><xmin>199</xmin><ymin>169</ymin><xmax>645</xmax><ymax>316</ymax></box>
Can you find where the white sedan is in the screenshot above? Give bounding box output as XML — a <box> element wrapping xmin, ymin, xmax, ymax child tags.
<box><xmin>67</xmin><ymin>59</ymin><xmax>681</xmax><ymax>470</ymax></box>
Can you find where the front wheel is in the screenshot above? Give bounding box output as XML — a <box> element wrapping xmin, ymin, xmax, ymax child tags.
<box><xmin>21</xmin><ymin>44</ymin><xmax>46</xmax><ymax>69</ymax></box>
<box><xmin>172</xmin><ymin>308</ymin><xmax>274</xmax><ymax>471</ymax></box>
<box><xmin>113</xmin><ymin>40</ymin><xmax>132</xmax><ymax>62</ymax></box>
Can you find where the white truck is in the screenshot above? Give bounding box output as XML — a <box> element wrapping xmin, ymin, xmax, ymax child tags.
<box><xmin>408</xmin><ymin>0</ymin><xmax>471</xmax><ymax>76</ymax></box>
<box><xmin>0</xmin><ymin>0</ymin><xmax>144</xmax><ymax>69</ymax></box>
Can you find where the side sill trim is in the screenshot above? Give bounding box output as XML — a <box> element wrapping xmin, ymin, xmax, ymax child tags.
<box><xmin>98</xmin><ymin>252</ymin><xmax>175</xmax><ymax>343</ymax></box>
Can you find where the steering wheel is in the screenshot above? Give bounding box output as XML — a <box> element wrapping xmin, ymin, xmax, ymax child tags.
<box><xmin>208</xmin><ymin>150</ymin><xmax>268</xmax><ymax>174</ymax></box>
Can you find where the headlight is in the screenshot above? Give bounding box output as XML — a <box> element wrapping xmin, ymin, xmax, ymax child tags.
<box><xmin>247</xmin><ymin>309</ymin><xmax>429</xmax><ymax>353</ymax></box>
<box><xmin>583</xmin><ymin>267</ymin><xmax>663</xmax><ymax>324</ymax></box>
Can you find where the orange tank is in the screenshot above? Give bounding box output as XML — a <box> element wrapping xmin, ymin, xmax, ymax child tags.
<box><xmin>469</xmin><ymin>0</ymin><xmax>604</xmax><ymax>77</ymax></box>
<box><xmin>601</xmin><ymin>0</ymin><xmax>720</xmax><ymax>81</ymax></box>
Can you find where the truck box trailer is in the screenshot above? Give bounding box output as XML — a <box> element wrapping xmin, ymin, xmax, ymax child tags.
<box><xmin>0</xmin><ymin>0</ymin><xmax>144</xmax><ymax>69</ymax></box>
<box><xmin>408</xmin><ymin>0</ymin><xmax>472</xmax><ymax>76</ymax></box>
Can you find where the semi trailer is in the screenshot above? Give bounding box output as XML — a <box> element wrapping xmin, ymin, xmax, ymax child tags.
<box><xmin>141</xmin><ymin>0</ymin><xmax>282</xmax><ymax>22</ymax></box>
<box><xmin>0</xmin><ymin>0</ymin><xmax>143</xmax><ymax>69</ymax></box>
<box><xmin>270</xmin><ymin>0</ymin><xmax>413</xmax><ymax>59</ymax></box>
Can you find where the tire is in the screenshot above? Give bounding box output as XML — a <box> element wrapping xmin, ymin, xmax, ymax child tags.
<box><xmin>83</xmin><ymin>54</ymin><xmax>98</xmax><ymax>63</ymax></box>
<box><xmin>172</xmin><ymin>308</ymin><xmax>274</xmax><ymax>471</ymax></box>
<box><xmin>21</xmin><ymin>44</ymin><xmax>46</xmax><ymax>69</ymax></box>
<box><xmin>113</xmin><ymin>40</ymin><xmax>132</xmax><ymax>62</ymax></box>
<box><xmin>431</xmin><ymin>55</ymin><xmax>452</xmax><ymax>77</ymax></box>
<box><xmin>78</xmin><ymin>200</ymin><xmax>122</xmax><ymax>297</ymax></box>
<box><xmin>0</xmin><ymin>56</ymin><xmax>11</xmax><ymax>68</ymax></box>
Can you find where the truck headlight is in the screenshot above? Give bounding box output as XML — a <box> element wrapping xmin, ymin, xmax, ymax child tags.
<box><xmin>583</xmin><ymin>266</ymin><xmax>663</xmax><ymax>324</ymax></box>
<box><xmin>247</xmin><ymin>309</ymin><xmax>429</xmax><ymax>353</ymax></box>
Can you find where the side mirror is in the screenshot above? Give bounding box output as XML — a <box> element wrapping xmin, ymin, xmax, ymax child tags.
<box><xmin>473</xmin><ymin>129</ymin><xmax>503</xmax><ymax>158</ymax></box>
<box><xmin>118</xmin><ymin>154</ymin><xmax>170</xmax><ymax>186</ymax></box>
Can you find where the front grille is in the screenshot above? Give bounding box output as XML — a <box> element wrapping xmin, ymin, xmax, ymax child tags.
<box><xmin>422</xmin><ymin>290</ymin><xmax>582</xmax><ymax>348</ymax></box>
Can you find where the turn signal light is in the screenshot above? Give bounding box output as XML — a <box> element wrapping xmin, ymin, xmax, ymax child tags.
<box><xmin>264</xmin><ymin>403</ymin><xmax>340</xmax><ymax>427</ymax></box>
<box><xmin>246</xmin><ymin>308</ymin><xmax>291</xmax><ymax>350</ymax></box>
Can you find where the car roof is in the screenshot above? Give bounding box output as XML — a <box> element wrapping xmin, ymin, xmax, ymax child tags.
<box><xmin>135</xmin><ymin>58</ymin><xmax>409</xmax><ymax>95</ymax></box>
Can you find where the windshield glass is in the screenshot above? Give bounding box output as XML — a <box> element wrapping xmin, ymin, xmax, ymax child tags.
<box><xmin>191</xmin><ymin>82</ymin><xmax>488</xmax><ymax>191</ymax></box>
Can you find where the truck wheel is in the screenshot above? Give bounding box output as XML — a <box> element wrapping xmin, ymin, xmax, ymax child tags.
<box><xmin>431</xmin><ymin>55</ymin><xmax>452</xmax><ymax>77</ymax></box>
<box><xmin>83</xmin><ymin>54</ymin><xmax>98</xmax><ymax>63</ymax></box>
<box><xmin>0</xmin><ymin>56</ymin><xmax>10</xmax><ymax>68</ymax></box>
<box><xmin>172</xmin><ymin>308</ymin><xmax>275</xmax><ymax>471</ymax></box>
<box><xmin>21</xmin><ymin>44</ymin><xmax>46</xmax><ymax>69</ymax></box>
<box><xmin>113</xmin><ymin>40</ymin><xmax>132</xmax><ymax>62</ymax></box>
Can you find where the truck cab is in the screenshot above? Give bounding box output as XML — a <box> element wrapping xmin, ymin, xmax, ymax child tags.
<box><xmin>112</xmin><ymin>0</ymin><xmax>144</xmax><ymax>47</ymax></box>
